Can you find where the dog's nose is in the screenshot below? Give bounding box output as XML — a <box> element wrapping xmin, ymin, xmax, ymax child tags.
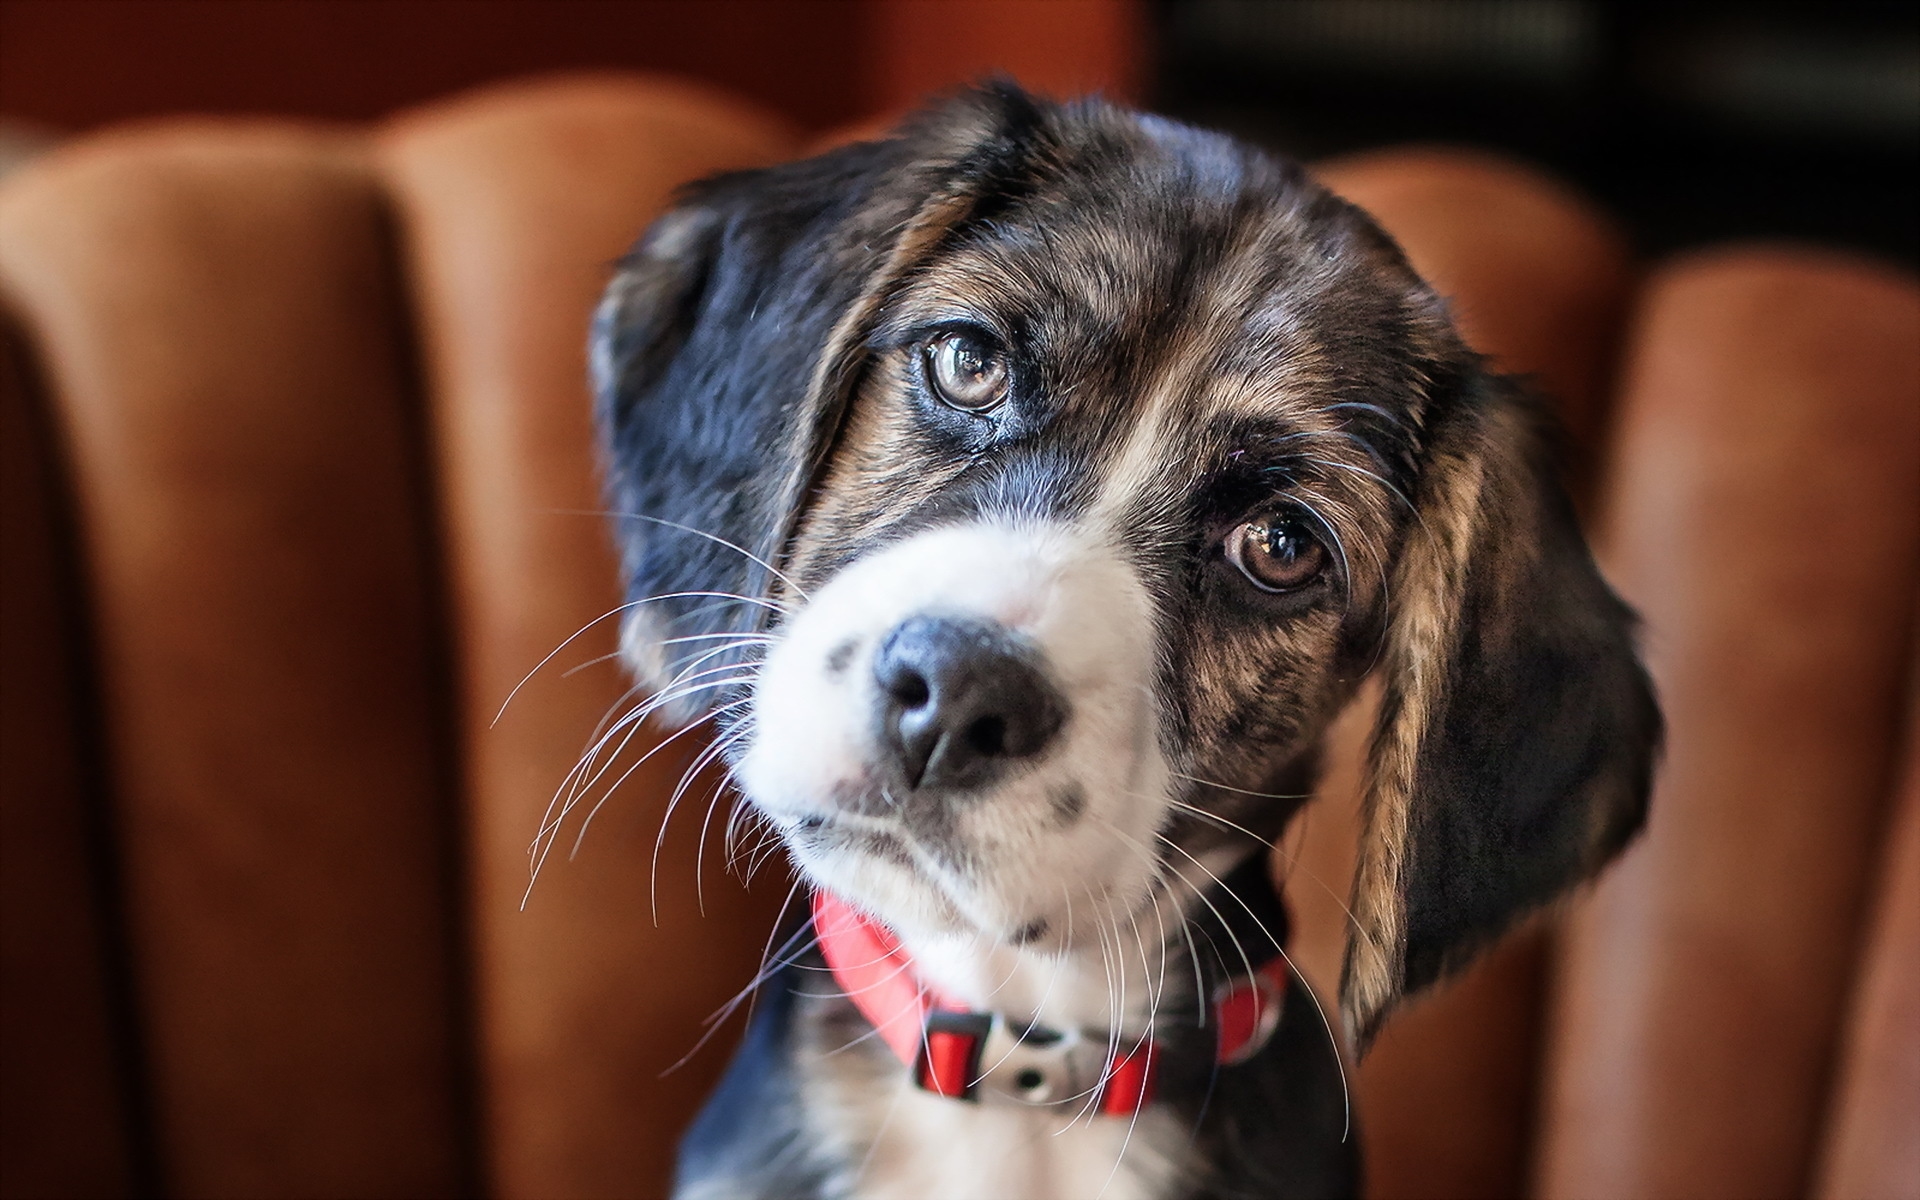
<box><xmin>872</xmin><ymin>615</ymin><xmax>1067</xmax><ymax>792</ymax></box>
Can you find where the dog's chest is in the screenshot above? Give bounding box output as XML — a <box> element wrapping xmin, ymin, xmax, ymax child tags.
<box><xmin>813</xmin><ymin>1069</ymin><xmax>1190</xmax><ymax>1200</ymax></box>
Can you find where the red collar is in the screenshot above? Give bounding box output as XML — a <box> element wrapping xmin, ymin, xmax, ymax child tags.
<box><xmin>812</xmin><ymin>887</ymin><xmax>1289</xmax><ymax>1117</ymax></box>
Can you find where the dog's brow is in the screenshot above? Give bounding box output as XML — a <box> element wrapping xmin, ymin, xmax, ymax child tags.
<box><xmin>1212</xmin><ymin>415</ymin><xmax>1350</xmax><ymax>458</ymax></box>
<box><xmin>875</xmin><ymin>299</ymin><xmax>1006</xmax><ymax>337</ymax></box>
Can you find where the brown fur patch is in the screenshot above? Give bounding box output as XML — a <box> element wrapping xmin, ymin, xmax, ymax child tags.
<box><xmin>1340</xmin><ymin>421</ymin><xmax>1489</xmax><ymax>1041</ymax></box>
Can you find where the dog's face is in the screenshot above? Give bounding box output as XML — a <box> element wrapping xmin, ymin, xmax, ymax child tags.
<box><xmin>739</xmin><ymin>140</ymin><xmax>1423</xmax><ymax>957</ymax></box>
<box><xmin>595</xmin><ymin>88</ymin><xmax>1658</xmax><ymax>1043</ymax></box>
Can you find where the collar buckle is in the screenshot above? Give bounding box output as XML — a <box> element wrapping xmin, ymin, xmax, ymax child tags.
<box><xmin>915</xmin><ymin>1011</ymin><xmax>1156</xmax><ymax>1115</ymax></box>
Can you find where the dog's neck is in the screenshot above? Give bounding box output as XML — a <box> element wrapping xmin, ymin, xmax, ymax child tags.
<box><xmin>867</xmin><ymin>844</ymin><xmax>1257</xmax><ymax>1039</ymax></box>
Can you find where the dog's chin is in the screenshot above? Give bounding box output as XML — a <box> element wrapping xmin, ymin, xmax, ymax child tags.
<box><xmin>758</xmin><ymin>785</ymin><xmax>1167</xmax><ymax>957</ymax></box>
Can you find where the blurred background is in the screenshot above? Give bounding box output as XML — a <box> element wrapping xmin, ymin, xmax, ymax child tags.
<box><xmin>2</xmin><ymin>3</ymin><xmax>1915</xmax><ymax>1200</ymax></box>
<box><xmin>4</xmin><ymin>0</ymin><xmax>1914</xmax><ymax>260</ymax></box>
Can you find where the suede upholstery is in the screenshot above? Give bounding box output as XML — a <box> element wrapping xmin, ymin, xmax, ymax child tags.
<box><xmin>0</xmin><ymin>124</ymin><xmax>469</xmax><ymax>1199</ymax></box>
<box><xmin>1537</xmin><ymin>251</ymin><xmax>1920</xmax><ymax>1200</ymax></box>
<box><xmin>2</xmin><ymin>75</ymin><xmax>1915</xmax><ymax>1200</ymax></box>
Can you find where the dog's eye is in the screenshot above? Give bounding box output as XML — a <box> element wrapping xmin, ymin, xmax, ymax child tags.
<box><xmin>1226</xmin><ymin>517</ymin><xmax>1327</xmax><ymax>592</ymax></box>
<box><xmin>924</xmin><ymin>332</ymin><xmax>1009</xmax><ymax>412</ymax></box>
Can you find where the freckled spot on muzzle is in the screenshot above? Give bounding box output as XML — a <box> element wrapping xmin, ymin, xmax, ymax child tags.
<box><xmin>824</xmin><ymin>638</ymin><xmax>858</xmax><ymax>678</ymax></box>
<box><xmin>1010</xmin><ymin>918</ymin><xmax>1050</xmax><ymax>945</ymax></box>
<box><xmin>1049</xmin><ymin>783</ymin><xmax>1086</xmax><ymax>826</ymax></box>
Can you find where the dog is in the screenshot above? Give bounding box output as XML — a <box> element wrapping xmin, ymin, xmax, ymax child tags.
<box><xmin>590</xmin><ymin>84</ymin><xmax>1660</xmax><ymax>1200</ymax></box>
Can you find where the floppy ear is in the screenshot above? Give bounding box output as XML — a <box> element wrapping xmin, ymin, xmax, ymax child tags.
<box><xmin>592</xmin><ymin>85</ymin><xmax>1046</xmax><ymax>717</ymax></box>
<box><xmin>1339</xmin><ymin>370</ymin><xmax>1661</xmax><ymax>1048</ymax></box>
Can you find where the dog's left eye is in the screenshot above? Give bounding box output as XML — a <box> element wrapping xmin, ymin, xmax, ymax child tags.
<box><xmin>924</xmin><ymin>332</ymin><xmax>1009</xmax><ymax>412</ymax></box>
<box><xmin>1226</xmin><ymin>516</ymin><xmax>1328</xmax><ymax>592</ymax></box>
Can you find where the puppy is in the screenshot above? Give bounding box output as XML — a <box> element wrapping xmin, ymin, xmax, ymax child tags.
<box><xmin>591</xmin><ymin>85</ymin><xmax>1659</xmax><ymax>1200</ymax></box>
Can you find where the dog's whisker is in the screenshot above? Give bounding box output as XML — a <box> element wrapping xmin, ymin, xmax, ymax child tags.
<box><xmin>1114</xmin><ymin>875</ymin><xmax>1164</xmax><ymax>1028</ymax></box>
<box><xmin>740</xmin><ymin>817</ymin><xmax>789</xmax><ymax>885</ymax></box>
<box><xmin>1073</xmin><ymin>891</ymin><xmax>1132</xmax><ymax>1122</ymax></box>
<box><xmin>812</xmin><ymin>961</ymin><xmax>935</xmax><ymax>1061</ymax></box>
<box><xmin>629</xmin><ymin>706</ymin><xmax>757</xmax><ymax>918</ymax></box>
<box><xmin>534</xmin><ymin>664</ymin><xmax>756</xmax><ymax>855</ymax></box>
<box><xmin>1074</xmin><ymin>881</ymin><xmax>1144</xmax><ymax>1128</ymax></box>
<box><xmin>746</xmin><ymin>832</ymin><xmax>786</xmax><ymax>885</ymax></box>
<box><xmin>1168</xmin><ymin>769</ymin><xmax>1309</xmax><ymax>804</ymax></box>
<box><xmin>722</xmin><ymin>776</ymin><xmax>780</xmax><ymax>880</ymax></box>
<box><xmin>661</xmin><ymin>597</ymin><xmax>778</xmax><ymax>632</ymax></box>
<box><xmin>972</xmin><ymin>931</ymin><xmax>1069</xmax><ymax>1087</ymax></box>
<box><xmin>1119</xmin><ymin>823</ymin><xmax>1258</xmax><ymax>1011</ymax></box>
<box><xmin>492</xmin><ymin>589</ymin><xmax>784</xmax><ymax>729</ymax></box>
<box><xmin>1324</xmin><ymin>400</ymin><xmax>1403</xmax><ymax>426</ymax></box>
<box><xmin>722</xmin><ymin>789</ymin><xmax>766</xmax><ymax>874</ymax></box>
<box><xmin>558</xmin><ymin>649</ymin><xmax>626</xmax><ymax>679</ymax></box>
<box><xmin>544</xmin><ymin>694</ymin><xmax>748</xmax><ymax>917</ymax></box>
<box><xmin>653</xmin><ymin>645</ymin><xmax>768</xmax><ymax>694</ymax></box>
<box><xmin>554</xmin><ymin>664</ymin><xmax>755</xmax><ymax>777</ymax></box>
<box><xmin>524</xmin><ymin>689</ymin><xmax>669</xmax><ymax>905</ymax></box>
<box><xmin>550</xmin><ymin>679</ymin><xmax>688</xmax><ymax>815</ymax></box>
<box><xmin>1101</xmin><ymin>938</ymin><xmax>1156</xmax><ymax>1199</ymax></box>
<box><xmin>1266</xmin><ymin>811</ymin><xmax>1369</xmax><ymax>941</ymax></box>
<box><xmin>1299</xmin><ymin>453</ymin><xmax>1421</xmax><ymax>520</ymax></box>
<box><xmin>575</xmin><ymin>509</ymin><xmax>813</xmax><ymax>602</ymax></box>
<box><xmin>1114</xmin><ymin>881</ymin><xmax>1171</xmax><ymax>1187</ymax></box>
<box><xmin>662</xmin><ymin>883</ymin><xmax>815</xmax><ymax>1079</ymax></box>
<box><xmin>689</xmin><ymin>924</ymin><xmax>813</xmax><ymax>1042</ymax></box>
<box><xmin>1171</xmin><ymin>889</ymin><xmax>1211</xmax><ymax>1030</ymax></box>
<box><xmin>1155</xmin><ymin>833</ymin><xmax>1352</xmax><ymax>1143</ymax></box>
<box><xmin>698</xmin><ymin>776</ymin><xmax>743</xmax><ymax>893</ymax></box>
<box><xmin>1290</xmin><ymin>491</ymin><xmax>1359</xmax><ymax>614</ymax></box>
<box><xmin>689</xmin><ymin>726</ymin><xmax>758</xmax><ymax>915</ymax></box>
<box><xmin>658</xmin><ymin>630</ymin><xmax>780</xmax><ymax>649</ymax></box>
<box><xmin>528</xmin><ymin>682</ymin><xmax>646</xmax><ymax>854</ymax></box>
<box><xmin>1162</xmin><ymin>798</ymin><xmax>1279</xmax><ymax>850</ymax></box>
<box><xmin>1166</xmin><ymin>770</ymin><xmax>1369</xmax><ymax>945</ymax></box>
<box><xmin>729</xmin><ymin>817</ymin><xmax>765</xmax><ymax>879</ymax></box>
<box><xmin>1143</xmin><ymin>876</ymin><xmax>1174</xmax><ymax>1025</ymax></box>
<box><xmin>493</xmin><ymin>598</ymin><xmax>650</xmax><ymax>728</ymax></box>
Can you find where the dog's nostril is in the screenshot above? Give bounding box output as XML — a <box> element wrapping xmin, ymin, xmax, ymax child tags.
<box><xmin>891</xmin><ymin>669</ymin><xmax>931</xmax><ymax>710</ymax></box>
<box><xmin>965</xmin><ymin>715</ymin><xmax>1007</xmax><ymax>756</ymax></box>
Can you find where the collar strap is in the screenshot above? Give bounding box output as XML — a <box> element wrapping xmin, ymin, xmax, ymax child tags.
<box><xmin>812</xmin><ymin>858</ymin><xmax>1290</xmax><ymax>1117</ymax></box>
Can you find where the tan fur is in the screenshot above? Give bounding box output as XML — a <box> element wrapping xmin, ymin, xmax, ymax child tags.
<box><xmin>777</xmin><ymin>186</ymin><xmax>988</xmax><ymax>599</ymax></box>
<box><xmin>1340</xmin><ymin>417</ymin><xmax>1490</xmax><ymax>1044</ymax></box>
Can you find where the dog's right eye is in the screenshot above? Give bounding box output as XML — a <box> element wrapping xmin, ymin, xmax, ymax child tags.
<box><xmin>924</xmin><ymin>332</ymin><xmax>1010</xmax><ymax>413</ymax></box>
<box><xmin>1226</xmin><ymin>515</ymin><xmax>1328</xmax><ymax>593</ymax></box>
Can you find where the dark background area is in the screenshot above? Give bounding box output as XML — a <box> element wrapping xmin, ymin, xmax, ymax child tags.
<box><xmin>1155</xmin><ymin>0</ymin><xmax>1920</xmax><ymax>266</ymax></box>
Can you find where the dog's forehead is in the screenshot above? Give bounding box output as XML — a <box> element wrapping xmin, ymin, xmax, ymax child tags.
<box><xmin>888</xmin><ymin>118</ymin><xmax>1434</xmax><ymax>441</ymax></box>
<box><xmin>794</xmin><ymin>113</ymin><xmax>1446</xmax><ymax>580</ymax></box>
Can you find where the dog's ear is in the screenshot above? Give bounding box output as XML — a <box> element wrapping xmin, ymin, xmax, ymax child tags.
<box><xmin>1339</xmin><ymin>369</ymin><xmax>1660</xmax><ymax>1048</ymax></box>
<box><xmin>592</xmin><ymin>85</ymin><xmax>1046</xmax><ymax>714</ymax></box>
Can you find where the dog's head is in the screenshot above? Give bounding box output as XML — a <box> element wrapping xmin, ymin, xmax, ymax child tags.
<box><xmin>593</xmin><ymin>86</ymin><xmax>1658</xmax><ymax>1045</ymax></box>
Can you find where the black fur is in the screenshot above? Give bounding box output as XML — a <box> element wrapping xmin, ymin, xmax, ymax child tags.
<box><xmin>1396</xmin><ymin>381</ymin><xmax>1660</xmax><ymax>996</ymax></box>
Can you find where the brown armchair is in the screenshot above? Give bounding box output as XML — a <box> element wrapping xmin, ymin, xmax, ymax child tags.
<box><xmin>3</xmin><ymin>74</ymin><xmax>1914</xmax><ymax>1200</ymax></box>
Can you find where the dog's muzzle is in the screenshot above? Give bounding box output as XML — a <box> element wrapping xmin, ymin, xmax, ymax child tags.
<box><xmin>739</xmin><ymin>519</ymin><xmax>1168</xmax><ymax>947</ymax></box>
